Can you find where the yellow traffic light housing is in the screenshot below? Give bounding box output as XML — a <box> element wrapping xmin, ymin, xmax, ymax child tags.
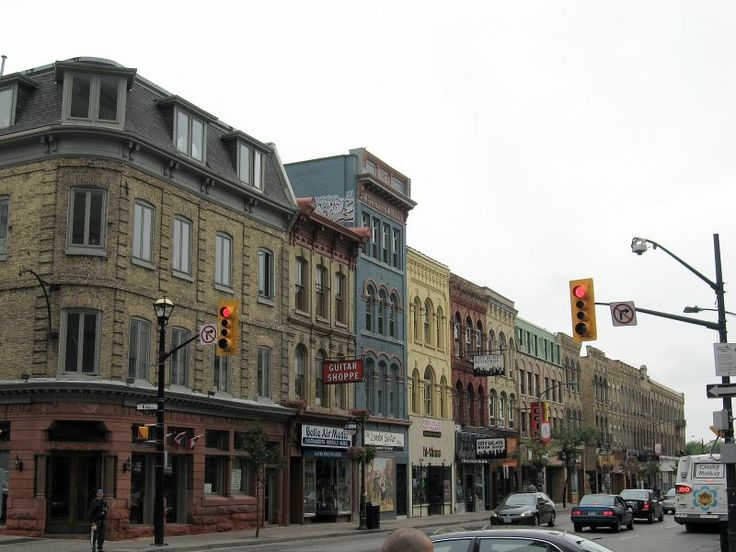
<box><xmin>569</xmin><ymin>278</ymin><xmax>597</xmax><ymax>342</ymax></box>
<box><xmin>136</xmin><ymin>425</ymin><xmax>150</xmax><ymax>441</ymax></box>
<box><xmin>216</xmin><ymin>300</ymin><xmax>239</xmax><ymax>356</ymax></box>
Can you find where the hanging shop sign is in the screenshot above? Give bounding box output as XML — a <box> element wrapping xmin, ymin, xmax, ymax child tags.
<box><xmin>422</xmin><ymin>419</ymin><xmax>442</xmax><ymax>438</ymax></box>
<box><xmin>365</xmin><ymin>430</ymin><xmax>405</xmax><ymax>450</ymax></box>
<box><xmin>473</xmin><ymin>353</ymin><xmax>505</xmax><ymax>377</ymax></box>
<box><xmin>322</xmin><ymin>359</ymin><xmax>364</xmax><ymax>384</ymax></box>
<box><xmin>476</xmin><ymin>438</ymin><xmax>507</xmax><ymax>459</ymax></box>
<box><xmin>301</xmin><ymin>424</ymin><xmax>352</xmax><ymax>449</ymax></box>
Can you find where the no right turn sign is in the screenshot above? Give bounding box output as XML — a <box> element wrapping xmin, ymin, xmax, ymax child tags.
<box><xmin>610</xmin><ymin>301</ymin><xmax>637</xmax><ymax>327</ymax></box>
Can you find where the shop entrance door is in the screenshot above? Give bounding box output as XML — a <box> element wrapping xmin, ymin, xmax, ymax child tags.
<box><xmin>47</xmin><ymin>454</ymin><xmax>101</xmax><ymax>533</ymax></box>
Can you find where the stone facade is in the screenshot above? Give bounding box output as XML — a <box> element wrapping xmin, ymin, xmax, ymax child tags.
<box><xmin>406</xmin><ymin>247</ymin><xmax>453</xmax><ymax>516</ymax></box>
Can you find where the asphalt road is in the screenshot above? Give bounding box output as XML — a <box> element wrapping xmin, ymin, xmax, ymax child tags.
<box><xmin>203</xmin><ymin>514</ymin><xmax>721</xmax><ymax>552</ymax></box>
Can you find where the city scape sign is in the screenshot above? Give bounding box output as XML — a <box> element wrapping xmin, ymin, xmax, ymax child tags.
<box><xmin>473</xmin><ymin>353</ymin><xmax>504</xmax><ymax>377</ymax></box>
<box><xmin>301</xmin><ymin>424</ymin><xmax>352</xmax><ymax>449</ymax></box>
<box><xmin>322</xmin><ymin>358</ymin><xmax>364</xmax><ymax>384</ymax></box>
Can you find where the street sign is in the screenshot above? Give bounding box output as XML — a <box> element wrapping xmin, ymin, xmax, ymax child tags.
<box><xmin>199</xmin><ymin>323</ymin><xmax>217</xmax><ymax>346</ymax></box>
<box><xmin>706</xmin><ymin>383</ymin><xmax>736</xmax><ymax>399</ymax></box>
<box><xmin>714</xmin><ymin>343</ymin><xmax>736</xmax><ymax>377</ymax></box>
<box><xmin>136</xmin><ymin>403</ymin><xmax>158</xmax><ymax>411</ymax></box>
<box><xmin>610</xmin><ymin>301</ymin><xmax>637</xmax><ymax>327</ymax></box>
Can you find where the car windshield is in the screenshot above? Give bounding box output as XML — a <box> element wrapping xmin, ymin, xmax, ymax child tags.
<box><xmin>502</xmin><ymin>494</ymin><xmax>536</xmax><ymax>506</ymax></box>
<box><xmin>562</xmin><ymin>533</ymin><xmax>617</xmax><ymax>552</ymax></box>
<box><xmin>666</xmin><ymin>488</ymin><xmax>676</xmax><ymax>498</ymax></box>
<box><xmin>579</xmin><ymin>495</ymin><xmax>614</xmax><ymax>506</ymax></box>
<box><xmin>620</xmin><ymin>490</ymin><xmax>649</xmax><ymax>500</ymax></box>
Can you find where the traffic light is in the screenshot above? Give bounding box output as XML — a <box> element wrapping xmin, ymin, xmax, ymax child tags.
<box><xmin>569</xmin><ymin>278</ymin><xmax>597</xmax><ymax>342</ymax></box>
<box><xmin>216</xmin><ymin>300</ymin><xmax>239</xmax><ymax>355</ymax></box>
<box><xmin>136</xmin><ymin>425</ymin><xmax>150</xmax><ymax>441</ymax></box>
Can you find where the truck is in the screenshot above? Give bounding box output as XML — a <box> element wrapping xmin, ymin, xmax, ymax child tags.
<box><xmin>673</xmin><ymin>453</ymin><xmax>726</xmax><ymax>530</ymax></box>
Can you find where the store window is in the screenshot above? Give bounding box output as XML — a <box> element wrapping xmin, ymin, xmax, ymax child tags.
<box><xmin>303</xmin><ymin>456</ymin><xmax>351</xmax><ymax>516</ymax></box>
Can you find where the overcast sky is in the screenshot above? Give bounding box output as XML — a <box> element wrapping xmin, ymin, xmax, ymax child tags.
<box><xmin>4</xmin><ymin>1</ymin><xmax>735</xmax><ymax>445</ymax></box>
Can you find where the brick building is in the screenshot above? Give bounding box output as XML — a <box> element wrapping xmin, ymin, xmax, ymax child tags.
<box><xmin>0</xmin><ymin>57</ymin><xmax>299</xmax><ymax>537</ymax></box>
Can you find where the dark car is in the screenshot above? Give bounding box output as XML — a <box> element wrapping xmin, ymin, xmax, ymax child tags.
<box><xmin>489</xmin><ymin>492</ymin><xmax>556</xmax><ymax>527</ymax></box>
<box><xmin>570</xmin><ymin>493</ymin><xmax>634</xmax><ymax>532</ymax></box>
<box><xmin>431</xmin><ymin>529</ymin><xmax>617</xmax><ymax>552</ymax></box>
<box><xmin>619</xmin><ymin>488</ymin><xmax>664</xmax><ymax>522</ymax></box>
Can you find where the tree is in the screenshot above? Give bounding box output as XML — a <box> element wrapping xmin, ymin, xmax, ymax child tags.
<box><xmin>550</xmin><ymin>425</ymin><xmax>598</xmax><ymax>507</ymax></box>
<box><xmin>517</xmin><ymin>438</ymin><xmax>553</xmax><ymax>491</ymax></box>
<box><xmin>241</xmin><ymin>426</ymin><xmax>283</xmax><ymax>537</ymax></box>
<box><xmin>684</xmin><ymin>439</ymin><xmax>721</xmax><ymax>455</ymax></box>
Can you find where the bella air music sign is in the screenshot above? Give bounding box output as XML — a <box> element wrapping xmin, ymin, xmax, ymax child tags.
<box><xmin>322</xmin><ymin>358</ymin><xmax>364</xmax><ymax>384</ymax></box>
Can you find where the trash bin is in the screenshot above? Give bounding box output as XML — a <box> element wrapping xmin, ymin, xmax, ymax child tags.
<box><xmin>367</xmin><ymin>503</ymin><xmax>380</xmax><ymax>529</ymax></box>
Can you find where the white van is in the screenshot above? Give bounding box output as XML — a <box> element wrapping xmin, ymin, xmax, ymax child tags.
<box><xmin>673</xmin><ymin>453</ymin><xmax>726</xmax><ymax>530</ymax></box>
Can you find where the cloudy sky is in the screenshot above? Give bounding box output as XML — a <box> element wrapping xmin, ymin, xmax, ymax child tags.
<box><xmin>4</xmin><ymin>1</ymin><xmax>735</xmax><ymax>445</ymax></box>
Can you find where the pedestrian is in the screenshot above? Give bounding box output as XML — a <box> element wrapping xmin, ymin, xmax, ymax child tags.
<box><xmin>88</xmin><ymin>488</ymin><xmax>109</xmax><ymax>552</ymax></box>
<box><xmin>381</xmin><ymin>527</ymin><xmax>433</xmax><ymax>552</ymax></box>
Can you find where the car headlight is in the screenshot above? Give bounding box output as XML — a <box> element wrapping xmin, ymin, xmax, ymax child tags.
<box><xmin>519</xmin><ymin>510</ymin><xmax>534</xmax><ymax>517</ymax></box>
<box><xmin>490</xmin><ymin>511</ymin><xmax>499</xmax><ymax>517</ymax></box>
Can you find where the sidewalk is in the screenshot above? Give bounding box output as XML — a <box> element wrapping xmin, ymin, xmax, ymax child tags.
<box><xmin>0</xmin><ymin>505</ymin><xmax>569</xmax><ymax>552</ymax></box>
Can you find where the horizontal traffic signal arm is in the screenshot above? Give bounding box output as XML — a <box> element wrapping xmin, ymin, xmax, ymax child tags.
<box><xmin>594</xmin><ymin>302</ymin><xmax>720</xmax><ymax>331</ymax></box>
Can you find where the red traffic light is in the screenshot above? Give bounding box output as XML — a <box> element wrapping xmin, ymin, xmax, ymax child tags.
<box><xmin>572</xmin><ymin>285</ymin><xmax>587</xmax><ymax>299</ymax></box>
<box><xmin>220</xmin><ymin>306</ymin><xmax>233</xmax><ymax>318</ymax></box>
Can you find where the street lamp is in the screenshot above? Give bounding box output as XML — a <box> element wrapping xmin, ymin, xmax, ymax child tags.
<box><xmin>684</xmin><ymin>306</ymin><xmax>736</xmax><ymax>317</ymax></box>
<box><xmin>631</xmin><ymin>234</ymin><xmax>733</xmax><ymax>552</ymax></box>
<box><xmin>153</xmin><ymin>298</ymin><xmax>174</xmax><ymax>546</ymax></box>
<box><xmin>344</xmin><ymin>418</ymin><xmax>367</xmax><ymax>530</ymax></box>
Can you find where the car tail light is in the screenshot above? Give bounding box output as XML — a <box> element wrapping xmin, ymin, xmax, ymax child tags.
<box><xmin>571</xmin><ymin>509</ymin><xmax>583</xmax><ymax>516</ymax></box>
<box><xmin>643</xmin><ymin>502</ymin><xmax>651</xmax><ymax>510</ymax></box>
<box><xmin>601</xmin><ymin>510</ymin><xmax>614</xmax><ymax>517</ymax></box>
<box><xmin>676</xmin><ymin>484</ymin><xmax>692</xmax><ymax>494</ymax></box>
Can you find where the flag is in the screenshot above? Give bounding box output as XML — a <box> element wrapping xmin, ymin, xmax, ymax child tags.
<box><xmin>189</xmin><ymin>433</ymin><xmax>204</xmax><ymax>449</ymax></box>
<box><xmin>173</xmin><ymin>431</ymin><xmax>188</xmax><ymax>449</ymax></box>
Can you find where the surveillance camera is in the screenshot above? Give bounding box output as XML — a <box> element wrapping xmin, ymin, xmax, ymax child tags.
<box><xmin>631</xmin><ymin>238</ymin><xmax>648</xmax><ymax>255</ymax></box>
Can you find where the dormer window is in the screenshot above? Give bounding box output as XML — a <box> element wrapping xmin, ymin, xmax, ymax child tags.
<box><xmin>0</xmin><ymin>73</ymin><xmax>39</xmax><ymax>129</ymax></box>
<box><xmin>176</xmin><ymin>109</ymin><xmax>206</xmax><ymax>162</ymax></box>
<box><xmin>238</xmin><ymin>142</ymin><xmax>264</xmax><ymax>189</ymax></box>
<box><xmin>56</xmin><ymin>60</ymin><xmax>135</xmax><ymax>128</ymax></box>
<box><xmin>0</xmin><ymin>87</ymin><xmax>12</xmax><ymax>129</ymax></box>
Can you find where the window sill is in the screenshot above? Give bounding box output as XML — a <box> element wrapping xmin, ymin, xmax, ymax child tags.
<box><xmin>62</xmin><ymin>118</ymin><xmax>125</xmax><ymax>128</ymax></box>
<box><xmin>257</xmin><ymin>296</ymin><xmax>274</xmax><ymax>307</ymax></box>
<box><xmin>335</xmin><ymin>320</ymin><xmax>348</xmax><ymax>328</ymax></box>
<box><xmin>315</xmin><ymin>315</ymin><xmax>330</xmax><ymax>324</ymax></box>
<box><xmin>214</xmin><ymin>283</ymin><xmax>234</xmax><ymax>294</ymax></box>
<box><xmin>132</xmin><ymin>258</ymin><xmax>155</xmax><ymax>270</ymax></box>
<box><xmin>294</xmin><ymin>308</ymin><xmax>310</xmax><ymax>317</ymax></box>
<box><xmin>172</xmin><ymin>270</ymin><xmax>194</xmax><ymax>282</ymax></box>
<box><xmin>65</xmin><ymin>246</ymin><xmax>107</xmax><ymax>257</ymax></box>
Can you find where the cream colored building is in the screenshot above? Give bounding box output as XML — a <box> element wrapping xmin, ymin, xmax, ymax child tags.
<box><xmin>407</xmin><ymin>247</ymin><xmax>454</xmax><ymax>516</ymax></box>
<box><xmin>484</xmin><ymin>287</ymin><xmax>520</xmax><ymax>501</ymax></box>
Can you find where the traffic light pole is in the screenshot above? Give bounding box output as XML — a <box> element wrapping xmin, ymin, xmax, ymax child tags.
<box><xmin>154</xmin><ymin>314</ymin><xmax>166</xmax><ymax>547</ymax></box>
<box><xmin>628</xmin><ymin>234</ymin><xmax>733</xmax><ymax>552</ymax></box>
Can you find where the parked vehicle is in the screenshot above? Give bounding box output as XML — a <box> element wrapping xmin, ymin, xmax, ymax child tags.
<box><xmin>662</xmin><ymin>487</ymin><xmax>677</xmax><ymax>514</ymax></box>
<box><xmin>431</xmin><ymin>529</ymin><xmax>617</xmax><ymax>552</ymax></box>
<box><xmin>488</xmin><ymin>492</ymin><xmax>556</xmax><ymax>527</ymax></box>
<box><xmin>673</xmin><ymin>453</ymin><xmax>726</xmax><ymax>530</ymax></box>
<box><xmin>570</xmin><ymin>493</ymin><xmax>634</xmax><ymax>532</ymax></box>
<box><xmin>619</xmin><ymin>488</ymin><xmax>664</xmax><ymax>522</ymax></box>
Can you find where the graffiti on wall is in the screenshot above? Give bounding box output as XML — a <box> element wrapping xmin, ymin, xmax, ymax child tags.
<box><xmin>314</xmin><ymin>192</ymin><xmax>355</xmax><ymax>224</ymax></box>
<box><xmin>367</xmin><ymin>457</ymin><xmax>396</xmax><ymax>512</ymax></box>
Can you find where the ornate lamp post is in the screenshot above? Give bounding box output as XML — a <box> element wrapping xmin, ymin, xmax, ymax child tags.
<box><xmin>344</xmin><ymin>418</ymin><xmax>368</xmax><ymax>529</ymax></box>
<box><xmin>153</xmin><ymin>298</ymin><xmax>174</xmax><ymax>546</ymax></box>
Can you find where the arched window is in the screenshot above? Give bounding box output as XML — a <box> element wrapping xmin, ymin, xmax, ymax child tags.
<box><xmin>440</xmin><ymin>376</ymin><xmax>448</xmax><ymax>418</ymax></box>
<box><xmin>413</xmin><ymin>297</ymin><xmax>421</xmax><ymax>341</ymax></box>
<box><xmin>411</xmin><ymin>368</ymin><xmax>421</xmax><ymax>414</ymax></box>
<box><xmin>499</xmin><ymin>393</ymin><xmax>507</xmax><ymax>427</ymax></box>
<box><xmin>489</xmin><ymin>390</ymin><xmax>497</xmax><ymax>424</ymax></box>
<box><xmin>455</xmin><ymin>381</ymin><xmax>463</xmax><ymax>420</ymax></box>
<box><xmin>453</xmin><ymin>313</ymin><xmax>462</xmax><ymax>356</ymax></box>
<box><xmin>424</xmin><ymin>366</ymin><xmax>435</xmax><ymax>416</ymax></box>
<box><xmin>436</xmin><ymin>307</ymin><xmax>444</xmax><ymax>351</ymax></box>
<box><xmin>294</xmin><ymin>344</ymin><xmax>307</xmax><ymax>400</ymax></box>
<box><xmin>465</xmin><ymin>317</ymin><xmax>473</xmax><ymax>355</ymax></box>
<box><xmin>424</xmin><ymin>299</ymin><xmax>433</xmax><ymax>344</ymax></box>
<box><xmin>378</xmin><ymin>289</ymin><xmax>387</xmax><ymax>334</ymax></box>
<box><xmin>488</xmin><ymin>330</ymin><xmax>496</xmax><ymax>353</ymax></box>
<box><xmin>315</xmin><ymin>349</ymin><xmax>327</xmax><ymax>406</ymax></box>
<box><xmin>466</xmin><ymin>384</ymin><xmax>475</xmax><ymax>424</ymax></box>
<box><xmin>476</xmin><ymin>321</ymin><xmax>483</xmax><ymax>354</ymax></box>
<box><xmin>365</xmin><ymin>357</ymin><xmax>375</xmax><ymax>413</ymax></box>
<box><xmin>390</xmin><ymin>364</ymin><xmax>400</xmax><ymax>417</ymax></box>
<box><xmin>365</xmin><ymin>285</ymin><xmax>376</xmax><ymax>332</ymax></box>
<box><xmin>388</xmin><ymin>293</ymin><xmax>396</xmax><ymax>337</ymax></box>
<box><xmin>377</xmin><ymin>361</ymin><xmax>387</xmax><ymax>415</ymax></box>
<box><xmin>509</xmin><ymin>394</ymin><xmax>516</xmax><ymax>429</ymax></box>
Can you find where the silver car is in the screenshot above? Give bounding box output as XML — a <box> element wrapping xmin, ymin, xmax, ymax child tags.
<box><xmin>662</xmin><ymin>488</ymin><xmax>676</xmax><ymax>514</ymax></box>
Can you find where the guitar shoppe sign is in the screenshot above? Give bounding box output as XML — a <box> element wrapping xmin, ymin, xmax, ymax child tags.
<box><xmin>322</xmin><ymin>358</ymin><xmax>364</xmax><ymax>384</ymax></box>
